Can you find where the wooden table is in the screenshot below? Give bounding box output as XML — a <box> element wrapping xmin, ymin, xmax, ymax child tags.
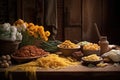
<box><xmin>1</xmin><ymin>45</ymin><xmax>120</xmax><ymax>80</ymax></box>
<box><xmin>0</xmin><ymin>63</ymin><xmax>120</xmax><ymax>80</ymax></box>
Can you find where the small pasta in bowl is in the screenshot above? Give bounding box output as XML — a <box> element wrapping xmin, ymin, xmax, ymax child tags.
<box><xmin>82</xmin><ymin>43</ymin><xmax>100</xmax><ymax>56</ymax></box>
<box><xmin>81</xmin><ymin>54</ymin><xmax>103</xmax><ymax>65</ymax></box>
<box><xmin>57</xmin><ymin>40</ymin><xmax>80</xmax><ymax>56</ymax></box>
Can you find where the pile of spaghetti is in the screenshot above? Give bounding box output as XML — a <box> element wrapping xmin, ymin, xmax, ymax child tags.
<box><xmin>5</xmin><ymin>54</ymin><xmax>80</xmax><ymax>80</ymax></box>
<box><xmin>36</xmin><ymin>54</ymin><xmax>79</xmax><ymax>69</ymax></box>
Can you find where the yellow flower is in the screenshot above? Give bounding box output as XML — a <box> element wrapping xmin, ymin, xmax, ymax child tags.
<box><xmin>45</xmin><ymin>31</ymin><xmax>50</xmax><ymax>37</ymax></box>
<box><xmin>44</xmin><ymin>36</ymin><xmax>48</xmax><ymax>41</ymax></box>
<box><xmin>28</xmin><ymin>23</ymin><xmax>34</xmax><ymax>27</ymax></box>
<box><xmin>38</xmin><ymin>26</ymin><xmax>45</xmax><ymax>36</ymax></box>
<box><xmin>14</xmin><ymin>19</ymin><xmax>24</xmax><ymax>25</ymax></box>
<box><xmin>39</xmin><ymin>26</ymin><xmax>44</xmax><ymax>30</ymax></box>
<box><xmin>28</xmin><ymin>25</ymin><xmax>36</xmax><ymax>31</ymax></box>
<box><xmin>38</xmin><ymin>26</ymin><xmax>48</xmax><ymax>41</ymax></box>
<box><xmin>14</xmin><ymin>19</ymin><xmax>51</xmax><ymax>42</ymax></box>
<box><xmin>34</xmin><ymin>25</ymin><xmax>39</xmax><ymax>32</ymax></box>
<box><xmin>27</xmin><ymin>30</ymin><xmax>34</xmax><ymax>36</ymax></box>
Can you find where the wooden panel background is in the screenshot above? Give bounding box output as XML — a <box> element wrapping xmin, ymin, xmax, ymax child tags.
<box><xmin>82</xmin><ymin>0</ymin><xmax>103</xmax><ymax>43</ymax></box>
<box><xmin>63</xmin><ymin>0</ymin><xmax>82</xmax><ymax>42</ymax></box>
<box><xmin>0</xmin><ymin>0</ymin><xmax>120</xmax><ymax>45</ymax></box>
<box><xmin>64</xmin><ymin>27</ymin><xmax>81</xmax><ymax>42</ymax></box>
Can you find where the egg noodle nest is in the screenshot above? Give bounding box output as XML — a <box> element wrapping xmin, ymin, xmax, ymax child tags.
<box><xmin>5</xmin><ymin>54</ymin><xmax>80</xmax><ymax>80</ymax></box>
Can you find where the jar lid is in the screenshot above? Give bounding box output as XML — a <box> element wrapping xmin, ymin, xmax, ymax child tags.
<box><xmin>100</xmin><ymin>36</ymin><xmax>107</xmax><ymax>39</ymax></box>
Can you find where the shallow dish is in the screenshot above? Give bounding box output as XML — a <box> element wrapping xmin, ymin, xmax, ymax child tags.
<box><xmin>57</xmin><ymin>45</ymin><xmax>80</xmax><ymax>56</ymax></box>
<box><xmin>11</xmin><ymin>53</ymin><xmax>48</xmax><ymax>63</ymax></box>
<box><xmin>81</xmin><ymin>56</ymin><xmax>103</xmax><ymax>65</ymax></box>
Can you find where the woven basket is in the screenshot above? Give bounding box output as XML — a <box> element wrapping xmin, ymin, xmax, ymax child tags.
<box><xmin>0</xmin><ymin>40</ymin><xmax>21</xmax><ymax>56</ymax></box>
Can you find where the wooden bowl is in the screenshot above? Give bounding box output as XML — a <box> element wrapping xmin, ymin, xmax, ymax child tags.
<box><xmin>81</xmin><ymin>56</ymin><xmax>103</xmax><ymax>65</ymax></box>
<box><xmin>57</xmin><ymin>45</ymin><xmax>80</xmax><ymax>56</ymax></box>
<box><xmin>83</xmin><ymin>49</ymin><xmax>100</xmax><ymax>56</ymax></box>
<box><xmin>11</xmin><ymin>53</ymin><xmax>48</xmax><ymax>63</ymax></box>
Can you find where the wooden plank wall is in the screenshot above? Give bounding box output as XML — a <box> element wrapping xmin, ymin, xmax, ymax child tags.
<box><xmin>63</xmin><ymin>0</ymin><xmax>82</xmax><ymax>42</ymax></box>
<box><xmin>82</xmin><ymin>0</ymin><xmax>103</xmax><ymax>43</ymax></box>
<box><xmin>0</xmin><ymin>0</ymin><xmax>120</xmax><ymax>44</ymax></box>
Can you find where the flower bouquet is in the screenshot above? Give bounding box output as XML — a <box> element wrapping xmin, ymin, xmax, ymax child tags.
<box><xmin>13</xmin><ymin>19</ymin><xmax>51</xmax><ymax>47</ymax></box>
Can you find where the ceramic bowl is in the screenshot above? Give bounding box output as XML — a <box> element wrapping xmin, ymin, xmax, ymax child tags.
<box><xmin>83</xmin><ymin>49</ymin><xmax>100</xmax><ymax>56</ymax></box>
<box><xmin>11</xmin><ymin>53</ymin><xmax>48</xmax><ymax>63</ymax></box>
<box><xmin>81</xmin><ymin>56</ymin><xmax>103</xmax><ymax>65</ymax></box>
<box><xmin>57</xmin><ymin>45</ymin><xmax>80</xmax><ymax>56</ymax></box>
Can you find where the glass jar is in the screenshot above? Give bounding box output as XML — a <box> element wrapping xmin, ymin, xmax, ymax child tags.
<box><xmin>98</xmin><ymin>36</ymin><xmax>110</xmax><ymax>55</ymax></box>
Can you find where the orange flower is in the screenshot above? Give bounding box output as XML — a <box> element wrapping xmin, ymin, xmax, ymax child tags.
<box><xmin>38</xmin><ymin>26</ymin><xmax>45</xmax><ymax>36</ymax></box>
<box><xmin>28</xmin><ymin>23</ymin><xmax>34</xmax><ymax>26</ymax></box>
<box><xmin>14</xmin><ymin>19</ymin><xmax>24</xmax><ymax>25</ymax></box>
<box><xmin>44</xmin><ymin>36</ymin><xmax>48</xmax><ymax>41</ymax></box>
<box><xmin>14</xmin><ymin>19</ymin><xmax>51</xmax><ymax>41</ymax></box>
<box><xmin>38</xmin><ymin>26</ymin><xmax>47</xmax><ymax>40</ymax></box>
<box><xmin>28</xmin><ymin>26</ymin><xmax>36</xmax><ymax>31</ymax></box>
<box><xmin>27</xmin><ymin>30</ymin><xmax>34</xmax><ymax>36</ymax></box>
<box><xmin>34</xmin><ymin>25</ymin><xmax>39</xmax><ymax>32</ymax></box>
<box><xmin>45</xmin><ymin>31</ymin><xmax>50</xmax><ymax>37</ymax></box>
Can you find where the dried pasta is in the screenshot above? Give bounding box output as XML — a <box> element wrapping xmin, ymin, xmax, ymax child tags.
<box><xmin>5</xmin><ymin>54</ymin><xmax>80</xmax><ymax>80</ymax></box>
<box><xmin>82</xmin><ymin>54</ymin><xmax>100</xmax><ymax>61</ymax></box>
<box><xmin>59</xmin><ymin>40</ymin><xmax>79</xmax><ymax>48</ymax></box>
<box><xmin>36</xmin><ymin>54</ymin><xmax>79</xmax><ymax>69</ymax></box>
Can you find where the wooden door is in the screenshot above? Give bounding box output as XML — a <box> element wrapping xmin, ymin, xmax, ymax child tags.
<box><xmin>63</xmin><ymin>0</ymin><xmax>108</xmax><ymax>43</ymax></box>
<box><xmin>63</xmin><ymin>0</ymin><xmax>82</xmax><ymax>42</ymax></box>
